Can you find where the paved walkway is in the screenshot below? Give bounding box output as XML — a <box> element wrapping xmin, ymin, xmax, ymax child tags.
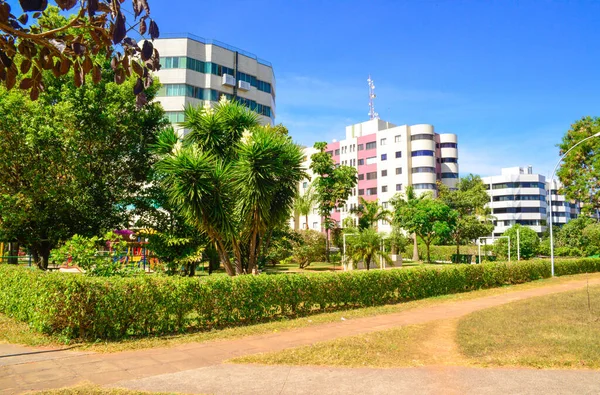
<box><xmin>2</xmin><ymin>276</ymin><xmax>600</xmax><ymax>394</ymax></box>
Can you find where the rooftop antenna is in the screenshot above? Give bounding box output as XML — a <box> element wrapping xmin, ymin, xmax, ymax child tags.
<box><xmin>367</xmin><ymin>75</ymin><xmax>379</xmax><ymax>120</ymax></box>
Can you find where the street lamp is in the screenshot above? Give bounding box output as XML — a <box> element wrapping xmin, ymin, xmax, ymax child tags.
<box><xmin>548</xmin><ymin>132</ymin><xmax>600</xmax><ymax>276</ymax></box>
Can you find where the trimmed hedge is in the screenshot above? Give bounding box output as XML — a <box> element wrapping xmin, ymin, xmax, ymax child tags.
<box><xmin>1</xmin><ymin>258</ymin><xmax>600</xmax><ymax>341</ymax></box>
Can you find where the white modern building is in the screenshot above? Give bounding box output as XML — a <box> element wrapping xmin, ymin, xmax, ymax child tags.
<box><xmin>152</xmin><ymin>34</ymin><xmax>276</xmax><ymax>133</ymax></box>
<box><xmin>482</xmin><ymin>166</ymin><xmax>582</xmax><ymax>237</ymax></box>
<box><xmin>293</xmin><ymin>118</ymin><xmax>459</xmax><ymax>233</ymax></box>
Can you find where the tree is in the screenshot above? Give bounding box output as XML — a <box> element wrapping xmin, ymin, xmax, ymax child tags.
<box><xmin>310</xmin><ymin>142</ymin><xmax>357</xmax><ymax>262</ymax></box>
<box><xmin>494</xmin><ymin>224</ymin><xmax>540</xmax><ymax>260</ymax></box>
<box><xmin>390</xmin><ymin>186</ymin><xmax>424</xmax><ymax>261</ymax></box>
<box><xmin>0</xmin><ymin>52</ymin><xmax>167</xmax><ymax>270</ymax></box>
<box><xmin>556</xmin><ymin>117</ymin><xmax>600</xmax><ymax>214</ymax></box>
<box><xmin>350</xmin><ymin>197</ymin><xmax>391</xmax><ymax>230</ymax></box>
<box><xmin>155</xmin><ymin>101</ymin><xmax>304</xmax><ymax>276</ymax></box>
<box><xmin>392</xmin><ymin>192</ymin><xmax>457</xmax><ymax>262</ymax></box>
<box><xmin>438</xmin><ymin>175</ymin><xmax>494</xmax><ymax>255</ymax></box>
<box><xmin>294</xmin><ymin>182</ymin><xmax>317</xmax><ymax>230</ymax></box>
<box><xmin>0</xmin><ymin>2</ymin><xmax>159</xmax><ymax>104</ymax></box>
<box><xmin>347</xmin><ymin>228</ymin><xmax>391</xmax><ymax>270</ymax></box>
<box><xmin>289</xmin><ymin>229</ymin><xmax>326</xmax><ymax>269</ymax></box>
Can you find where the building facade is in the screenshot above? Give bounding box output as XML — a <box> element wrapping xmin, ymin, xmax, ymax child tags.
<box><xmin>293</xmin><ymin>118</ymin><xmax>459</xmax><ymax>233</ymax></box>
<box><xmin>152</xmin><ymin>34</ymin><xmax>276</xmax><ymax>133</ymax></box>
<box><xmin>482</xmin><ymin>166</ymin><xmax>581</xmax><ymax>237</ymax></box>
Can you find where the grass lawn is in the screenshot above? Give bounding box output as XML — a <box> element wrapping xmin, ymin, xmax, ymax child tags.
<box><xmin>3</xmin><ymin>272</ymin><xmax>600</xmax><ymax>354</ymax></box>
<box><xmin>32</xmin><ymin>383</ymin><xmax>178</xmax><ymax>394</ymax></box>
<box><xmin>457</xmin><ymin>283</ymin><xmax>600</xmax><ymax>369</ymax></box>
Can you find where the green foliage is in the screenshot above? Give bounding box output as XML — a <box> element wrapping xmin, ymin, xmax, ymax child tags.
<box><xmin>392</xmin><ymin>188</ymin><xmax>457</xmax><ymax>262</ymax></box>
<box><xmin>290</xmin><ymin>230</ymin><xmax>327</xmax><ymax>269</ymax></box>
<box><xmin>350</xmin><ymin>197</ymin><xmax>391</xmax><ymax>230</ymax></box>
<box><xmin>142</xmin><ymin>231</ymin><xmax>205</xmax><ymax>276</ymax></box>
<box><xmin>155</xmin><ymin>101</ymin><xmax>305</xmax><ymax>275</ymax></box>
<box><xmin>347</xmin><ymin>228</ymin><xmax>391</xmax><ymax>270</ymax></box>
<box><xmin>49</xmin><ymin>231</ymin><xmax>140</xmax><ymax>277</ymax></box>
<box><xmin>494</xmin><ymin>225</ymin><xmax>540</xmax><ymax>259</ymax></box>
<box><xmin>556</xmin><ymin>117</ymin><xmax>600</xmax><ymax>214</ymax></box>
<box><xmin>294</xmin><ymin>182</ymin><xmax>317</xmax><ymax>230</ymax></box>
<box><xmin>2</xmin><ymin>258</ymin><xmax>600</xmax><ymax>340</ymax></box>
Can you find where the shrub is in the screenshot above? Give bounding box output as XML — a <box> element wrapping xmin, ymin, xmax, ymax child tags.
<box><xmin>290</xmin><ymin>230</ymin><xmax>327</xmax><ymax>269</ymax></box>
<box><xmin>1</xmin><ymin>258</ymin><xmax>599</xmax><ymax>341</ymax></box>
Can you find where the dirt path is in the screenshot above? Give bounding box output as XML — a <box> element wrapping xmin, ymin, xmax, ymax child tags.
<box><xmin>2</xmin><ymin>275</ymin><xmax>600</xmax><ymax>394</ymax></box>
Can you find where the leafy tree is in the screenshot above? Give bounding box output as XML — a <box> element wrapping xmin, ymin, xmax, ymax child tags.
<box><xmin>310</xmin><ymin>142</ymin><xmax>357</xmax><ymax>261</ymax></box>
<box><xmin>438</xmin><ymin>175</ymin><xmax>494</xmax><ymax>254</ymax></box>
<box><xmin>289</xmin><ymin>229</ymin><xmax>326</xmax><ymax>269</ymax></box>
<box><xmin>294</xmin><ymin>181</ymin><xmax>317</xmax><ymax>230</ymax></box>
<box><xmin>392</xmin><ymin>191</ymin><xmax>457</xmax><ymax>262</ymax></box>
<box><xmin>0</xmin><ymin>51</ymin><xmax>166</xmax><ymax>270</ymax></box>
<box><xmin>556</xmin><ymin>117</ymin><xmax>600</xmax><ymax>214</ymax></box>
<box><xmin>350</xmin><ymin>197</ymin><xmax>391</xmax><ymax>230</ymax></box>
<box><xmin>155</xmin><ymin>101</ymin><xmax>304</xmax><ymax>276</ymax></box>
<box><xmin>347</xmin><ymin>228</ymin><xmax>391</xmax><ymax>270</ymax></box>
<box><xmin>390</xmin><ymin>186</ymin><xmax>424</xmax><ymax>261</ymax></box>
<box><xmin>582</xmin><ymin>222</ymin><xmax>600</xmax><ymax>256</ymax></box>
<box><xmin>493</xmin><ymin>224</ymin><xmax>540</xmax><ymax>260</ymax></box>
<box><xmin>0</xmin><ymin>2</ymin><xmax>159</xmax><ymax>104</ymax></box>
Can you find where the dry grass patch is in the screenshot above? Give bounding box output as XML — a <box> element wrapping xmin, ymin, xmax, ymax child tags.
<box><xmin>231</xmin><ymin>319</ymin><xmax>467</xmax><ymax>368</ymax></box>
<box><xmin>30</xmin><ymin>382</ymin><xmax>177</xmax><ymax>394</ymax></box>
<box><xmin>4</xmin><ymin>272</ymin><xmax>600</xmax><ymax>354</ymax></box>
<box><xmin>457</xmin><ymin>281</ymin><xmax>600</xmax><ymax>369</ymax></box>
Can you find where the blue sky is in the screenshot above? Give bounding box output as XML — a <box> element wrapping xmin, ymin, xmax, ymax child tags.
<box><xmin>18</xmin><ymin>0</ymin><xmax>600</xmax><ymax>177</ymax></box>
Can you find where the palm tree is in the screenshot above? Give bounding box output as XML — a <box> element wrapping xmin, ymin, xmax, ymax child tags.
<box><xmin>391</xmin><ymin>186</ymin><xmax>425</xmax><ymax>262</ymax></box>
<box><xmin>294</xmin><ymin>182</ymin><xmax>317</xmax><ymax>230</ymax></box>
<box><xmin>348</xmin><ymin>228</ymin><xmax>391</xmax><ymax>270</ymax></box>
<box><xmin>350</xmin><ymin>197</ymin><xmax>391</xmax><ymax>230</ymax></box>
<box><xmin>154</xmin><ymin>100</ymin><xmax>304</xmax><ymax>276</ymax></box>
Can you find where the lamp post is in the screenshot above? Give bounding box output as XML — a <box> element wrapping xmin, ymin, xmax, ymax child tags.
<box><xmin>548</xmin><ymin>132</ymin><xmax>600</xmax><ymax>276</ymax></box>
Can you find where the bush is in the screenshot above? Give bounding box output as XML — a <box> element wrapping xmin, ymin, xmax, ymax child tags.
<box><xmin>1</xmin><ymin>258</ymin><xmax>600</xmax><ymax>341</ymax></box>
<box><xmin>290</xmin><ymin>230</ymin><xmax>327</xmax><ymax>268</ymax></box>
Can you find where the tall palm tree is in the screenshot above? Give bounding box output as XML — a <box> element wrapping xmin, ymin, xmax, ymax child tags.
<box><xmin>294</xmin><ymin>182</ymin><xmax>317</xmax><ymax>230</ymax></box>
<box><xmin>348</xmin><ymin>228</ymin><xmax>391</xmax><ymax>270</ymax></box>
<box><xmin>350</xmin><ymin>197</ymin><xmax>391</xmax><ymax>230</ymax></box>
<box><xmin>391</xmin><ymin>186</ymin><xmax>425</xmax><ymax>262</ymax></box>
<box><xmin>154</xmin><ymin>100</ymin><xmax>304</xmax><ymax>276</ymax></box>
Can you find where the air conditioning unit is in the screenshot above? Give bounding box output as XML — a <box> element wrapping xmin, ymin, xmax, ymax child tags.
<box><xmin>222</xmin><ymin>74</ymin><xmax>235</xmax><ymax>87</ymax></box>
<box><xmin>238</xmin><ymin>80</ymin><xmax>251</xmax><ymax>91</ymax></box>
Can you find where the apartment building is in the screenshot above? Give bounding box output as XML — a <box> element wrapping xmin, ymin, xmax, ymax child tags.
<box><xmin>152</xmin><ymin>34</ymin><xmax>276</xmax><ymax>133</ymax></box>
<box><xmin>293</xmin><ymin>118</ymin><xmax>459</xmax><ymax>233</ymax></box>
<box><xmin>482</xmin><ymin>166</ymin><xmax>582</xmax><ymax>237</ymax></box>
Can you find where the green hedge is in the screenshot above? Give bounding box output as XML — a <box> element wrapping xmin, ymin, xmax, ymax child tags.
<box><xmin>1</xmin><ymin>258</ymin><xmax>599</xmax><ymax>341</ymax></box>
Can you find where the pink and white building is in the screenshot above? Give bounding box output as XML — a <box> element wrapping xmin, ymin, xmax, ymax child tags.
<box><xmin>293</xmin><ymin>118</ymin><xmax>459</xmax><ymax>233</ymax></box>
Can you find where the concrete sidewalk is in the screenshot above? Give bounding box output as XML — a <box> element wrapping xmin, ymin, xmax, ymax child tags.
<box><xmin>2</xmin><ymin>276</ymin><xmax>600</xmax><ymax>394</ymax></box>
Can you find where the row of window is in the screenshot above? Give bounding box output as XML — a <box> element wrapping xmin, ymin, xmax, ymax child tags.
<box><xmin>438</xmin><ymin>142</ymin><xmax>458</xmax><ymax>149</ymax></box>
<box><xmin>158</xmin><ymin>84</ymin><xmax>272</xmax><ymax>117</ymax></box>
<box><xmin>412</xmin><ymin>150</ymin><xmax>434</xmax><ymax>157</ymax></box>
<box><xmin>165</xmin><ymin>111</ymin><xmax>185</xmax><ymax>123</ymax></box>
<box><xmin>487</xmin><ymin>182</ymin><xmax>545</xmax><ymax>190</ymax></box>
<box><xmin>412</xmin><ymin>167</ymin><xmax>435</xmax><ymax>174</ymax></box>
<box><xmin>357</xmin><ymin>184</ymin><xmax>404</xmax><ymax>196</ymax></box>
<box><xmin>159</xmin><ymin>56</ymin><xmax>273</xmax><ymax>95</ymax></box>
<box><xmin>493</xmin><ymin>207</ymin><xmax>547</xmax><ymax>214</ymax></box>
<box><xmin>441</xmin><ymin>172</ymin><xmax>459</xmax><ymax>179</ymax></box>
<box><xmin>439</xmin><ymin>157</ymin><xmax>458</xmax><ymax>163</ymax></box>
<box><xmin>411</xmin><ymin>134</ymin><xmax>434</xmax><ymax>141</ymax></box>
<box><xmin>492</xmin><ymin>194</ymin><xmax>546</xmax><ymax>202</ymax></box>
<box><xmin>497</xmin><ymin>219</ymin><xmax>546</xmax><ymax>227</ymax></box>
<box><xmin>357</xmin><ymin>168</ymin><xmax>403</xmax><ymax>180</ymax></box>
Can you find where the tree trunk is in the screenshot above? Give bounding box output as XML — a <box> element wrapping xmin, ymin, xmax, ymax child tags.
<box><xmin>305</xmin><ymin>214</ymin><xmax>309</xmax><ymax>230</ymax></box>
<box><xmin>188</xmin><ymin>263</ymin><xmax>196</xmax><ymax>277</ymax></box>
<box><xmin>34</xmin><ymin>245</ymin><xmax>50</xmax><ymax>270</ymax></box>
<box><xmin>8</xmin><ymin>242</ymin><xmax>19</xmax><ymax>265</ymax></box>
<box><xmin>426</xmin><ymin>241</ymin><xmax>431</xmax><ymax>263</ymax></box>
<box><xmin>325</xmin><ymin>228</ymin><xmax>330</xmax><ymax>263</ymax></box>
<box><xmin>412</xmin><ymin>233</ymin><xmax>419</xmax><ymax>261</ymax></box>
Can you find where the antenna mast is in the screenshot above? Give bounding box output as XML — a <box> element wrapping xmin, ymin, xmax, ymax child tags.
<box><xmin>367</xmin><ymin>75</ymin><xmax>379</xmax><ymax>120</ymax></box>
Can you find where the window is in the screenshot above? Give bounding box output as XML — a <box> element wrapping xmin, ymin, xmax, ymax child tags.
<box><xmin>441</xmin><ymin>157</ymin><xmax>458</xmax><ymax>163</ymax></box>
<box><xmin>335</xmin><ymin>149</ymin><xmax>340</xmax><ymax>156</ymax></box>
<box><xmin>366</xmin><ymin>156</ymin><xmax>377</xmax><ymax>165</ymax></box>
<box><xmin>395</xmin><ymin>167</ymin><xmax>402</xmax><ymax>175</ymax></box>
<box><xmin>302</xmin><ymin>182</ymin><xmax>308</xmax><ymax>188</ymax></box>
<box><xmin>411</xmin><ymin>134</ymin><xmax>434</xmax><ymax>141</ymax></box>
<box><xmin>381</xmin><ymin>170</ymin><xmax>387</xmax><ymax>177</ymax></box>
<box><xmin>358</xmin><ymin>174</ymin><xmax>365</xmax><ymax>181</ymax></box>
<box><xmin>313</xmin><ymin>222</ymin><xmax>319</xmax><ymax>229</ymax></box>
<box><xmin>412</xmin><ymin>167</ymin><xmax>436</xmax><ymax>173</ymax></box>
<box><xmin>396</xmin><ymin>184</ymin><xmax>402</xmax><ymax>191</ymax></box>
<box><xmin>492</xmin><ymin>194</ymin><xmax>546</xmax><ymax>202</ymax></box>
<box><xmin>441</xmin><ymin>172</ymin><xmax>459</xmax><ymax>178</ymax></box>
<box><xmin>358</xmin><ymin>144</ymin><xmax>364</xmax><ymax>151</ymax></box>
<box><xmin>394</xmin><ymin>135</ymin><xmax>401</xmax><ymax>143</ymax></box>
<box><xmin>382</xmin><ymin>185</ymin><xmax>388</xmax><ymax>193</ymax></box>
<box><xmin>326</xmin><ymin>150</ymin><xmax>333</xmax><ymax>156</ymax></box>
<box><xmin>165</xmin><ymin>111</ymin><xmax>185</xmax><ymax>123</ymax></box>
<box><xmin>492</xmin><ymin>182</ymin><xmax>545</xmax><ymax>189</ymax></box>
<box><xmin>366</xmin><ymin>172</ymin><xmax>377</xmax><ymax>180</ymax></box>
<box><xmin>412</xmin><ymin>150</ymin><xmax>434</xmax><ymax>157</ymax></box>
<box><xmin>395</xmin><ymin>151</ymin><xmax>402</xmax><ymax>158</ymax></box>
<box><xmin>358</xmin><ymin>159</ymin><xmax>364</xmax><ymax>166</ymax></box>
<box><xmin>382</xmin><ymin>201</ymin><xmax>389</xmax><ymax>209</ymax></box>
<box><xmin>366</xmin><ymin>187</ymin><xmax>377</xmax><ymax>195</ymax></box>
<box><xmin>439</xmin><ymin>142</ymin><xmax>457</xmax><ymax>148</ymax></box>
<box><xmin>413</xmin><ymin>183</ymin><xmax>436</xmax><ymax>190</ymax></box>
<box><xmin>358</xmin><ymin>189</ymin><xmax>365</xmax><ymax>196</ymax></box>
<box><xmin>366</xmin><ymin>141</ymin><xmax>377</xmax><ymax>150</ymax></box>
<box><xmin>380</xmin><ymin>138</ymin><xmax>387</xmax><ymax>146</ymax></box>
<box><xmin>381</xmin><ymin>153</ymin><xmax>387</xmax><ymax>161</ymax></box>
